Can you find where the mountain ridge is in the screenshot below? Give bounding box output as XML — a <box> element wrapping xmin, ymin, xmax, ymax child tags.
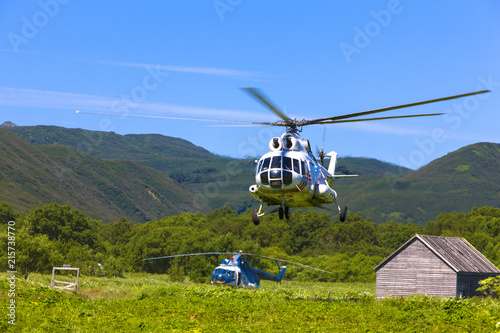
<box><xmin>0</xmin><ymin>128</ymin><xmax>203</xmax><ymax>222</ymax></box>
<box><xmin>3</xmin><ymin>125</ymin><xmax>499</xmax><ymax>225</ymax></box>
<box><xmin>336</xmin><ymin>141</ymin><xmax>500</xmax><ymax>223</ymax></box>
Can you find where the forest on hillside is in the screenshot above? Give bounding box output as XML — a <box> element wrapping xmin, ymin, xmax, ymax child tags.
<box><xmin>2</xmin><ymin>202</ymin><xmax>500</xmax><ymax>283</ymax></box>
<box><xmin>4</xmin><ymin>127</ymin><xmax>500</xmax><ymax>226</ymax></box>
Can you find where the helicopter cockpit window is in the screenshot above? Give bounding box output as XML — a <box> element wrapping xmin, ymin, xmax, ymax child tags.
<box><xmin>283</xmin><ymin>170</ymin><xmax>292</xmax><ymax>185</ymax></box>
<box><xmin>269</xmin><ymin>170</ymin><xmax>281</xmax><ymax>188</ymax></box>
<box><xmin>261</xmin><ymin>170</ymin><xmax>269</xmax><ymax>185</ymax></box>
<box><xmin>271</xmin><ymin>156</ymin><xmax>281</xmax><ymax>169</ymax></box>
<box><xmin>283</xmin><ymin>157</ymin><xmax>292</xmax><ymax>171</ymax></box>
<box><xmin>260</xmin><ymin>158</ymin><xmax>270</xmax><ymax>185</ymax></box>
<box><xmin>256</xmin><ymin>159</ymin><xmax>263</xmax><ymax>174</ymax></box>
<box><xmin>270</xmin><ymin>170</ymin><xmax>281</xmax><ymax>179</ymax></box>
<box><xmin>261</xmin><ymin>158</ymin><xmax>270</xmax><ymax>172</ymax></box>
<box><xmin>301</xmin><ymin>160</ymin><xmax>306</xmax><ymax>177</ymax></box>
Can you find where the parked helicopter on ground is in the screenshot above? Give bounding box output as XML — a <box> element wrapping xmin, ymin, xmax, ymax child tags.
<box><xmin>142</xmin><ymin>251</ymin><xmax>333</xmax><ymax>289</ymax></box>
<box><xmin>76</xmin><ymin>88</ymin><xmax>490</xmax><ymax>225</ymax></box>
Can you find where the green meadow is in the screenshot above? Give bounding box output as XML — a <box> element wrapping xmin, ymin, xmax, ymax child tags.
<box><xmin>2</xmin><ymin>272</ymin><xmax>500</xmax><ymax>332</ymax></box>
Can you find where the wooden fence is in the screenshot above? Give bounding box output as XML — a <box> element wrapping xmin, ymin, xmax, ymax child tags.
<box><xmin>50</xmin><ymin>267</ymin><xmax>80</xmax><ymax>291</ymax></box>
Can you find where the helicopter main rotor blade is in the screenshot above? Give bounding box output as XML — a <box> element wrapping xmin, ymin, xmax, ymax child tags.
<box><xmin>307</xmin><ymin>89</ymin><xmax>490</xmax><ymax>125</ymax></box>
<box><xmin>75</xmin><ymin>111</ymin><xmax>274</xmax><ymax>126</ymax></box>
<box><xmin>142</xmin><ymin>252</ymin><xmax>234</xmax><ymax>261</ymax></box>
<box><xmin>241</xmin><ymin>253</ymin><xmax>334</xmax><ymax>275</ymax></box>
<box><xmin>241</xmin><ymin>87</ymin><xmax>291</xmax><ymax>122</ymax></box>
<box><xmin>317</xmin><ymin>112</ymin><xmax>444</xmax><ymax>124</ymax></box>
<box><xmin>143</xmin><ymin>252</ymin><xmax>334</xmax><ymax>275</ymax></box>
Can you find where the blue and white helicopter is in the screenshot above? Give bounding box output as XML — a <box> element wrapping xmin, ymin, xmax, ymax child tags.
<box><xmin>143</xmin><ymin>251</ymin><xmax>333</xmax><ymax>289</ymax></box>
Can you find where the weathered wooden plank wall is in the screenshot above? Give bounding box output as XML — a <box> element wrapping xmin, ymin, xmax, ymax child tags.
<box><xmin>376</xmin><ymin>239</ymin><xmax>456</xmax><ymax>298</ymax></box>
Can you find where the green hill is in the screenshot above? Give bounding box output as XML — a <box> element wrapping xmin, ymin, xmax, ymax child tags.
<box><xmin>8</xmin><ymin>126</ymin><xmax>414</xmax><ymax>213</ymax></box>
<box><xmin>6</xmin><ymin>125</ymin><xmax>499</xmax><ymax>225</ymax></box>
<box><xmin>337</xmin><ymin>142</ymin><xmax>500</xmax><ymax>224</ymax></box>
<box><xmin>0</xmin><ymin>128</ymin><xmax>201</xmax><ymax>222</ymax></box>
<box><xmin>9</xmin><ymin>125</ymin><xmax>258</xmax><ymax>213</ymax></box>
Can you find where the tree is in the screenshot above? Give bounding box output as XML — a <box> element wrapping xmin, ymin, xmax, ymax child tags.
<box><xmin>28</xmin><ymin>203</ymin><xmax>100</xmax><ymax>247</ymax></box>
<box><xmin>0</xmin><ymin>202</ymin><xmax>16</xmax><ymax>225</ymax></box>
<box><xmin>14</xmin><ymin>228</ymin><xmax>61</xmax><ymax>279</ymax></box>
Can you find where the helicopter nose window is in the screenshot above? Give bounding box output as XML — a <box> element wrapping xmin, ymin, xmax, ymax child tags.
<box><xmin>283</xmin><ymin>171</ymin><xmax>293</xmax><ymax>185</ymax></box>
<box><xmin>259</xmin><ymin>158</ymin><xmax>271</xmax><ymax>185</ymax></box>
<box><xmin>270</xmin><ymin>170</ymin><xmax>281</xmax><ymax>179</ymax></box>
<box><xmin>256</xmin><ymin>160</ymin><xmax>263</xmax><ymax>174</ymax></box>
<box><xmin>261</xmin><ymin>158</ymin><xmax>270</xmax><ymax>172</ymax></box>
<box><xmin>260</xmin><ymin>171</ymin><xmax>269</xmax><ymax>185</ymax></box>
<box><xmin>270</xmin><ymin>169</ymin><xmax>282</xmax><ymax>188</ymax></box>
<box><xmin>283</xmin><ymin>157</ymin><xmax>292</xmax><ymax>171</ymax></box>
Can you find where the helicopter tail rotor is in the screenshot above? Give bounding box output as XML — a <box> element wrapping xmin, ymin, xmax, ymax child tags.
<box><xmin>317</xmin><ymin>126</ymin><xmax>327</xmax><ymax>165</ymax></box>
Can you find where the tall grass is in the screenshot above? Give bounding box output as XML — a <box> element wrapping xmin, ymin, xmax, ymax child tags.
<box><xmin>2</xmin><ymin>273</ymin><xmax>500</xmax><ymax>332</ymax></box>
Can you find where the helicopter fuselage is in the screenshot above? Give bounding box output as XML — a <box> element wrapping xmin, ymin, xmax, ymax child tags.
<box><xmin>210</xmin><ymin>253</ymin><xmax>286</xmax><ymax>289</ymax></box>
<box><xmin>249</xmin><ymin>132</ymin><xmax>337</xmax><ymax>209</ymax></box>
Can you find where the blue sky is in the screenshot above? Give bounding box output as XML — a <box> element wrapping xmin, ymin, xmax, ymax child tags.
<box><xmin>1</xmin><ymin>1</ymin><xmax>499</xmax><ymax>169</ymax></box>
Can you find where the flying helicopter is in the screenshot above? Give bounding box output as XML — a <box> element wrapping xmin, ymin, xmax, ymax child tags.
<box><xmin>76</xmin><ymin>88</ymin><xmax>490</xmax><ymax>225</ymax></box>
<box><xmin>142</xmin><ymin>251</ymin><xmax>333</xmax><ymax>289</ymax></box>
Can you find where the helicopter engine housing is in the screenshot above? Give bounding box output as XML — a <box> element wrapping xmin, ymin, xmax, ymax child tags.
<box><xmin>268</xmin><ymin>137</ymin><xmax>283</xmax><ymax>151</ymax></box>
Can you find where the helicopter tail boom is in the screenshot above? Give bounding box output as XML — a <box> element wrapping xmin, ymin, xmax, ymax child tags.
<box><xmin>278</xmin><ymin>266</ymin><xmax>287</xmax><ymax>280</ymax></box>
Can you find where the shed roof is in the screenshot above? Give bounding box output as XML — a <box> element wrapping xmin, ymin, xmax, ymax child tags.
<box><xmin>374</xmin><ymin>234</ymin><xmax>500</xmax><ymax>274</ymax></box>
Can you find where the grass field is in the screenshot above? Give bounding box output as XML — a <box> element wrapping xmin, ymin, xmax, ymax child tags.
<box><xmin>2</xmin><ymin>272</ymin><xmax>500</xmax><ymax>332</ymax></box>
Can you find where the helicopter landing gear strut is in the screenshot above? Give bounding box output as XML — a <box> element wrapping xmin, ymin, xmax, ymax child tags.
<box><xmin>278</xmin><ymin>206</ymin><xmax>290</xmax><ymax>220</ymax></box>
<box><xmin>251</xmin><ymin>204</ymin><xmax>290</xmax><ymax>225</ymax></box>
<box><xmin>251</xmin><ymin>208</ymin><xmax>261</xmax><ymax>225</ymax></box>
<box><xmin>333</xmin><ymin>196</ymin><xmax>348</xmax><ymax>222</ymax></box>
<box><xmin>279</xmin><ymin>195</ymin><xmax>290</xmax><ymax>220</ymax></box>
<box><xmin>339</xmin><ymin>205</ymin><xmax>348</xmax><ymax>222</ymax></box>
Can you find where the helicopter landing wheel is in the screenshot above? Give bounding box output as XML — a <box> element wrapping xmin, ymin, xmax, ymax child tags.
<box><xmin>251</xmin><ymin>208</ymin><xmax>260</xmax><ymax>225</ymax></box>
<box><xmin>339</xmin><ymin>205</ymin><xmax>348</xmax><ymax>222</ymax></box>
<box><xmin>284</xmin><ymin>207</ymin><xmax>290</xmax><ymax>219</ymax></box>
<box><xmin>278</xmin><ymin>207</ymin><xmax>284</xmax><ymax>220</ymax></box>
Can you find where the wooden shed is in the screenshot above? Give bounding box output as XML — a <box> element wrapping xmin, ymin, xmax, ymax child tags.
<box><xmin>374</xmin><ymin>234</ymin><xmax>500</xmax><ymax>298</ymax></box>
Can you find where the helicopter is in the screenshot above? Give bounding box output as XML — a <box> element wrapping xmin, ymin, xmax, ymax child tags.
<box><xmin>76</xmin><ymin>87</ymin><xmax>490</xmax><ymax>225</ymax></box>
<box><xmin>239</xmin><ymin>88</ymin><xmax>490</xmax><ymax>225</ymax></box>
<box><xmin>142</xmin><ymin>251</ymin><xmax>333</xmax><ymax>289</ymax></box>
